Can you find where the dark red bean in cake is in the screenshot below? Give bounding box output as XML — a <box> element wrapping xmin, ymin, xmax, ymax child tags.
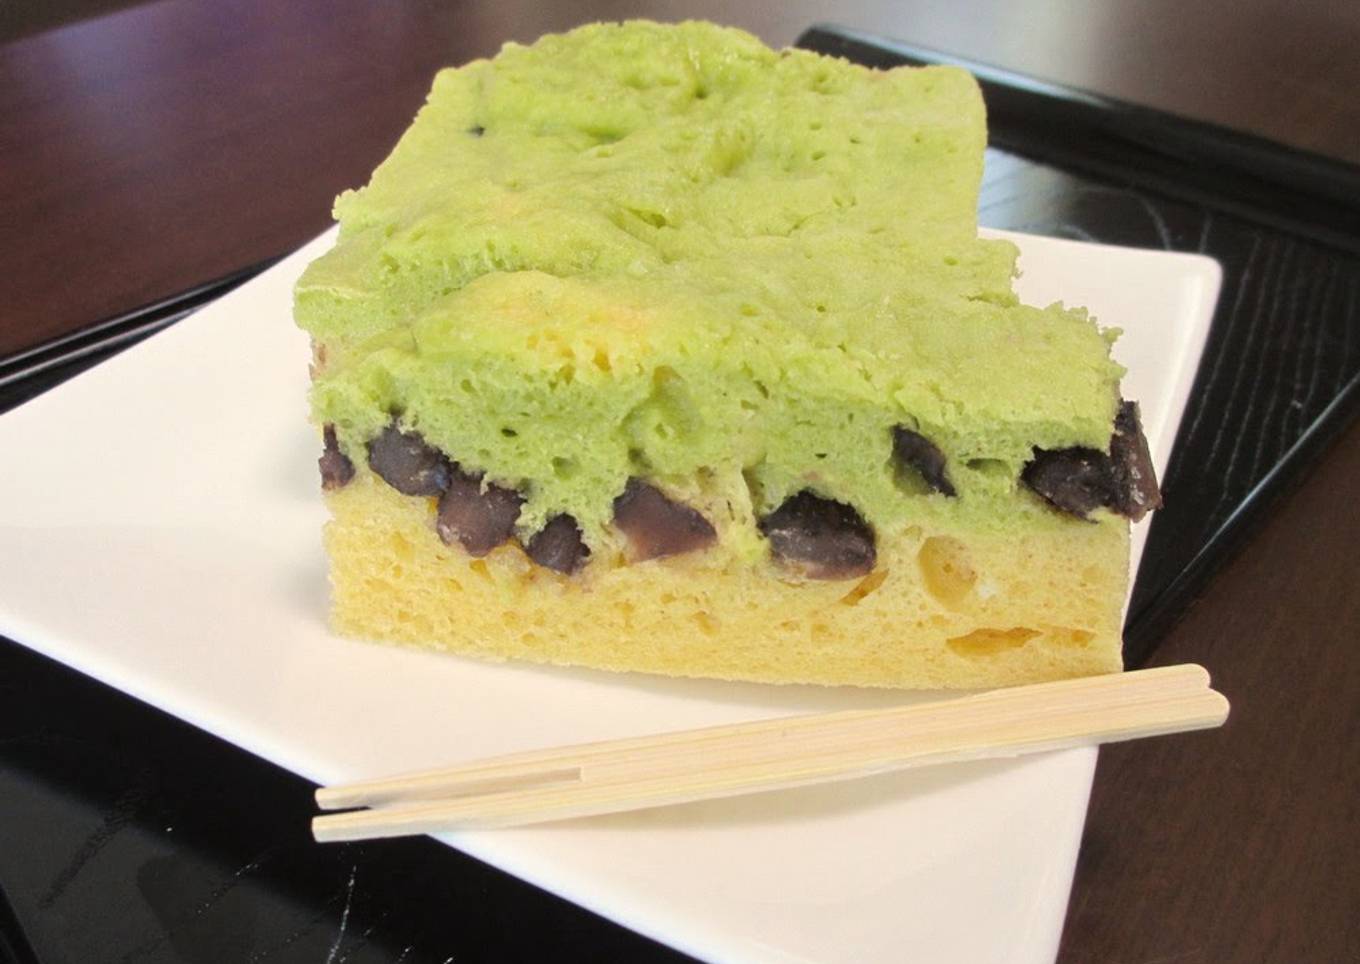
<box><xmin>527</xmin><ymin>514</ymin><xmax>590</xmax><ymax>574</ymax></box>
<box><xmin>1021</xmin><ymin>398</ymin><xmax>1161</xmax><ymax>521</ymax></box>
<box><xmin>1108</xmin><ymin>400</ymin><xmax>1162</xmax><ymax>522</ymax></box>
<box><xmin>435</xmin><ymin>471</ymin><xmax>524</xmax><ymax>556</ymax></box>
<box><xmin>612</xmin><ymin>479</ymin><xmax>717</xmax><ymax>561</ymax></box>
<box><xmin>318</xmin><ymin>424</ymin><xmax>354</xmax><ymax>490</ymax></box>
<box><xmin>758</xmin><ymin>491</ymin><xmax>876</xmax><ymax>580</ymax></box>
<box><xmin>892</xmin><ymin>427</ymin><xmax>957</xmax><ymax>496</ymax></box>
<box><xmin>1021</xmin><ymin>448</ymin><xmax>1115</xmax><ymax>519</ymax></box>
<box><xmin>367</xmin><ymin>422</ymin><xmax>452</xmax><ymax>496</ymax></box>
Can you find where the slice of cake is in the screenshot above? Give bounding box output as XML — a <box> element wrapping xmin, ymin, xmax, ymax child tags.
<box><xmin>296</xmin><ymin>21</ymin><xmax>1160</xmax><ymax>689</ymax></box>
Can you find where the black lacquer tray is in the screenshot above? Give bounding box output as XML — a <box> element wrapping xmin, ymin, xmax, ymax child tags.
<box><xmin>3</xmin><ymin>25</ymin><xmax>1358</xmax><ymax>964</ymax></box>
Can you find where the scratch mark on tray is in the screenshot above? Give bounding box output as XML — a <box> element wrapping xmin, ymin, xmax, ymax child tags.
<box><xmin>117</xmin><ymin>847</ymin><xmax>279</xmax><ymax>962</ymax></box>
<box><xmin>1205</xmin><ymin>234</ymin><xmax>1277</xmax><ymax>473</ymax></box>
<box><xmin>1223</xmin><ymin>237</ymin><xmax>1296</xmax><ymax>488</ymax></box>
<box><xmin>1288</xmin><ymin>255</ymin><xmax>1337</xmax><ymax>441</ymax></box>
<box><xmin>191</xmin><ymin>849</ymin><xmax>275</xmax><ymax>913</ymax></box>
<box><xmin>1184</xmin><ymin>231</ymin><xmax>1262</xmax><ymax>444</ymax></box>
<box><xmin>336</xmin><ymin>922</ymin><xmax>379</xmax><ymax>963</ymax></box>
<box><xmin>244</xmin><ymin>904</ymin><xmax>336</xmax><ymax>962</ymax></box>
<box><xmin>1135</xmin><ymin>194</ymin><xmax>1174</xmax><ymax>250</ymax></box>
<box><xmin>1242</xmin><ymin>239</ymin><xmax>1302</xmax><ymax>481</ymax></box>
<box><xmin>1196</xmin><ymin>211</ymin><xmax>1214</xmax><ymax>253</ymax></box>
<box><xmin>1327</xmin><ymin>269</ymin><xmax>1360</xmax><ymax>409</ymax></box>
<box><xmin>1281</xmin><ymin>258</ymin><xmax>1320</xmax><ymax>442</ymax></box>
<box><xmin>324</xmin><ymin>865</ymin><xmax>358</xmax><ymax>964</ymax></box>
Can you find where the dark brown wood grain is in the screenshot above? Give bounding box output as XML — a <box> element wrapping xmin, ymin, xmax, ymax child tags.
<box><xmin>4</xmin><ymin>0</ymin><xmax>1360</xmax><ymax>359</ymax></box>
<box><xmin>1060</xmin><ymin>417</ymin><xmax>1360</xmax><ymax>964</ymax></box>
<box><xmin>0</xmin><ymin>2</ymin><xmax>476</xmax><ymax>357</ymax></box>
<box><xmin>1</xmin><ymin>2</ymin><xmax>1358</xmax><ymax>962</ymax></box>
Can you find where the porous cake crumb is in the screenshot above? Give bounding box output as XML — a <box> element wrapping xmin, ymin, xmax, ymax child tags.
<box><xmin>295</xmin><ymin>21</ymin><xmax>1159</xmax><ymax>688</ymax></box>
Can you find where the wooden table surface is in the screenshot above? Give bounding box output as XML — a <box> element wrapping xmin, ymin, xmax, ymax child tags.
<box><xmin>3</xmin><ymin>2</ymin><xmax>1357</xmax><ymax>961</ymax></box>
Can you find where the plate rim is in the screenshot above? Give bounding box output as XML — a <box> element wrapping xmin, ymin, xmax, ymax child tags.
<box><xmin>0</xmin><ymin>228</ymin><xmax>1223</xmax><ymax>964</ymax></box>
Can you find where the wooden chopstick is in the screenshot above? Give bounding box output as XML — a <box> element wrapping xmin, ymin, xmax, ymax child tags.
<box><xmin>312</xmin><ymin>664</ymin><xmax>1227</xmax><ymax>841</ymax></box>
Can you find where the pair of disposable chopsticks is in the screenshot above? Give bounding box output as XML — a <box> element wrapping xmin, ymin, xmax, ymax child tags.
<box><xmin>312</xmin><ymin>663</ymin><xmax>1227</xmax><ymax>842</ymax></box>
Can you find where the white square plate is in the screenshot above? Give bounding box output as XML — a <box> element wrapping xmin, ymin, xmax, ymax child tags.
<box><xmin>0</xmin><ymin>228</ymin><xmax>1219</xmax><ymax>963</ymax></box>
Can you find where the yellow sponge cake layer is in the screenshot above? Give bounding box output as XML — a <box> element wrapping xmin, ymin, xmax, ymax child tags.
<box><xmin>325</xmin><ymin>473</ymin><xmax>1125</xmax><ymax>689</ymax></box>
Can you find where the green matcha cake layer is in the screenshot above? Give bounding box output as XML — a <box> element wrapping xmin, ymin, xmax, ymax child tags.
<box><xmin>297</xmin><ymin>21</ymin><xmax>1125</xmax><ymax>546</ymax></box>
